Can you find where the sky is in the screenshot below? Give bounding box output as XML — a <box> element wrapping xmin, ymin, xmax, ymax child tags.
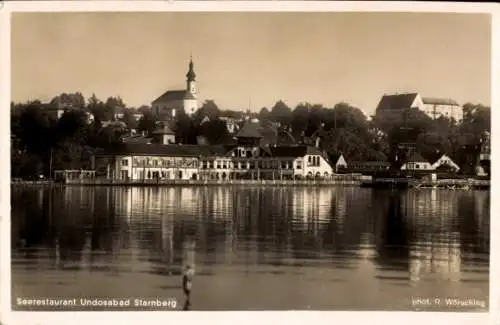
<box><xmin>11</xmin><ymin>12</ymin><xmax>491</xmax><ymax>115</ymax></box>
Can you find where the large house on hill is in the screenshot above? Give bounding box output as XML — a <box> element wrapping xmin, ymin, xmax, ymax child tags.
<box><xmin>376</xmin><ymin>93</ymin><xmax>463</xmax><ymax>123</ymax></box>
<box><xmin>151</xmin><ymin>57</ymin><xmax>198</xmax><ymax>121</ymax></box>
<box><xmin>93</xmin><ymin>119</ymin><xmax>334</xmax><ymax>181</ymax></box>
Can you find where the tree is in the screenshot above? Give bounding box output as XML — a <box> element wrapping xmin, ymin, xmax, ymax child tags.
<box><xmin>87</xmin><ymin>94</ymin><xmax>107</xmax><ymax>122</ymax></box>
<box><xmin>175</xmin><ymin>111</ymin><xmax>198</xmax><ymax>144</ymax></box>
<box><xmin>199</xmin><ymin>119</ymin><xmax>230</xmax><ymax>145</ymax></box>
<box><xmin>103</xmin><ymin>96</ymin><xmax>126</xmax><ymax>121</ymax></box>
<box><xmin>121</xmin><ymin>109</ymin><xmax>138</xmax><ymax>129</ymax></box>
<box><xmin>270</xmin><ymin>100</ymin><xmax>292</xmax><ymax>126</ymax></box>
<box><xmin>137</xmin><ymin>111</ymin><xmax>157</xmax><ymax>136</ymax></box>
<box><xmin>291</xmin><ymin>103</ymin><xmax>311</xmax><ymax>137</ymax></box>
<box><xmin>258</xmin><ymin>107</ymin><xmax>270</xmax><ymax>121</ymax></box>
<box><xmin>192</xmin><ymin>99</ymin><xmax>221</xmax><ymax>125</ymax></box>
<box><xmin>50</xmin><ymin>92</ymin><xmax>86</xmax><ymax>109</ymax></box>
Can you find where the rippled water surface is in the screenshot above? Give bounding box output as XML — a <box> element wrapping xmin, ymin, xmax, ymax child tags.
<box><xmin>11</xmin><ymin>186</ymin><xmax>489</xmax><ymax>311</ymax></box>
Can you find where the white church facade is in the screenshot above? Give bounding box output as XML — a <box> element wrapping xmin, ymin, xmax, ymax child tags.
<box><xmin>151</xmin><ymin>57</ymin><xmax>198</xmax><ymax>120</ymax></box>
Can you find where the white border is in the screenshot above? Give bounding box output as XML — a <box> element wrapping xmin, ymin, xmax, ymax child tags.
<box><xmin>1</xmin><ymin>2</ymin><xmax>497</xmax><ymax>325</ymax></box>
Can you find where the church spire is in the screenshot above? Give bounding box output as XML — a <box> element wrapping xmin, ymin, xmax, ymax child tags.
<box><xmin>186</xmin><ymin>55</ymin><xmax>196</xmax><ymax>82</ymax></box>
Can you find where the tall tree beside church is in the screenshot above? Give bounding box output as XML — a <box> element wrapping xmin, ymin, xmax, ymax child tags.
<box><xmin>192</xmin><ymin>99</ymin><xmax>221</xmax><ymax>125</ymax></box>
<box><xmin>199</xmin><ymin>119</ymin><xmax>230</xmax><ymax>145</ymax></box>
<box><xmin>174</xmin><ymin>111</ymin><xmax>198</xmax><ymax>144</ymax></box>
<box><xmin>137</xmin><ymin>111</ymin><xmax>157</xmax><ymax>136</ymax></box>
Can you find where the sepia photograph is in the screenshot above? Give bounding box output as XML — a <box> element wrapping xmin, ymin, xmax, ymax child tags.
<box><xmin>3</xmin><ymin>1</ymin><xmax>494</xmax><ymax>321</ymax></box>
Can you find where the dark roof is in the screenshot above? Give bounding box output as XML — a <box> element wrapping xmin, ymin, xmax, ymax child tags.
<box><xmin>269</xmin><ymin>145</ymin><xmax>324</xmax><ymax>158</ymax></box>
<box><xmin>235</xmin><ymin>121</ymin><xmax>264</xmax><ymax>138</ymax></box>
<box><xmin>152</xmin><ymin>90</ymin><xmax>196</xmax><ymax>104</ymax></box>
<box><xmin>422</xmin><ymin>97</ymin><xmax>459</xmax><ymax>106</ymax></box>
<box><xmin>376</xmin><ymin>93</ymin><xmax>419</xmax><ymax>112</ymax></box>
<box><xmin>96</xmin><ymin>143</ymin><xmax>220</xmax><ymax>157</ymax></box>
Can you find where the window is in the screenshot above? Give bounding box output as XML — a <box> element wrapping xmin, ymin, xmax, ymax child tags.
<box><xmin>296</xmin><ymin>160</ymin><xmax>302</xmax><ymax>169</ymax></box>
<box><xmin>281</xmin><ymin>161</ymin><xmax>287</xmax><ymax>169</ymax></box>
<box><xmin>121</xmin><ymin>159</ymin><xmax>128</xmax><ymax>166</ymax></box>
<box><xmin>153</xmin><ymin>159</ymin><xmax>159</xmax><ymax>167</ymax></box>
<box><xmin>120</xmin><ymin>170</ymin><xmax>129</xmax><ymax>179</ymax></box>
<box><xmin>216</xmin><ymin>161</ymin><xmax>221</xmax><ymax>169</ymax></box>
<box><xmin>223</xmin><ymin>161</ymin><xmax>227</xmax><ymax>169</ymax></box>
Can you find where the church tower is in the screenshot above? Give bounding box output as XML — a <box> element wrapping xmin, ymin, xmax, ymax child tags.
<box><xmin>186</xmin><ymin>56</ymin><xmax>197</xmax><ymax>96</ymax></box>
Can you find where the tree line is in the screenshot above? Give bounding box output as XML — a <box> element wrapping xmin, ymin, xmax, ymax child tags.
<box><xmin>10</xmin><ymin>92</ymin><xmax>490</xmax><ymax>179</ymax></box>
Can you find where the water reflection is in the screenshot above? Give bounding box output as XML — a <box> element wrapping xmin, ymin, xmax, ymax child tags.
<box><xmin>11</xmin><ymin>186</ymin><xmax>489</xmax><ymax>311</ymax></box>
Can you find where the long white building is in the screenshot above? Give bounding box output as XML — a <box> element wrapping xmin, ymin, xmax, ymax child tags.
<box><xmin>93</xmin><ymin>120</ymin><xmax>334</xmax><ymax>181</ymax></box>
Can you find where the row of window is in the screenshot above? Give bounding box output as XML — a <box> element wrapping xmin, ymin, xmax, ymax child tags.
<box><xmin>308</xmin><ymin>155</ymin><xmax>321</xmax><ymax>167</ymax></box>
<box><xmin>121</xmin><ymin>156</ymin><xmax>323</xmax><ymax>170</ymax></box>
<box><xmin>201</xmin><ymin>159</ymin><xmax>299</xmax><ymax>170</ymax></box>
<box><xmin>122</xmin><ymin>158</ymin><xmax>199</xmax><ymax>168</ymax></box>
<box><xmin>123</xmin><ymin>170</ymin><xmax>184</xmax><ymax>180</ymax></box>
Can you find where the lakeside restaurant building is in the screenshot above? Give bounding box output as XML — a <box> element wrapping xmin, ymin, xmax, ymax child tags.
<box><xmin>93</xmin><ymin>120</ymin><xmax>334</xmax><ymax>181</ymax></box>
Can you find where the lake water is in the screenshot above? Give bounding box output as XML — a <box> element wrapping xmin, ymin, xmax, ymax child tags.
<box><xmin>11</xmin><ymin>186</ymin><xmax>489</xmax><ymax>311</ymax></box>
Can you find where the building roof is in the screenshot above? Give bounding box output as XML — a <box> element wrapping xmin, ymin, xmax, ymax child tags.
<box><xmin>235</xmin><ymin>121</ymin><xmax>264</xmax><ymax>138</ymax></box>
<box><xmin>152</xmin><ymin>90</ymin><xmax>196</xmax><ymax>104</ymax></box>
<box><xmin>376</xmin><ymin>93</ymin><xmax>419</xmax><ymax>112</ymax></box>
<box><xmin>96</xmin><ymin>143</ymin><xmax>219</xmax><ymax>158</ymax></box>
<box><xmin>269</xmin><ymin>145</ymin><xmax>324</xmax><ymax>158</ymax></box>
<box><xmin>422</xmin><ymin>97</ymin><xmax>459</xmax><ymax>106</ymax></box>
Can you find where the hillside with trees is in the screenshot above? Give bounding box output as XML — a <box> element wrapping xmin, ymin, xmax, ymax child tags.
<box><xmin>10</xmin><ymin>92</ymin><xmax>490</xmax><ymax>180</ymax></box>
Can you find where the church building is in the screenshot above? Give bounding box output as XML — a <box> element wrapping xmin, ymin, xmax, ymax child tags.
<box><xmin>151</xmin><ymin>57</ymin><xmax>198</xmax><ymax>121</ymax></box>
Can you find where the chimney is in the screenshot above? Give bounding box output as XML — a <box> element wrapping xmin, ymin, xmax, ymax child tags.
<box><xmin>315</xmin><ymin>137</ymin><xmax>320</xmax><ymax>148</ymax></box>
<box><xmin>172</xmin><ymin>108</ymin><xmax>176</xmax><ymax>118</ymax></box>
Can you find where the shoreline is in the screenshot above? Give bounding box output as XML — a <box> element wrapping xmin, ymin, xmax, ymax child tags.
<box><xmin>10</xmin><ymin>177</ymin><xmax>490</xmax><ymax>189</ymax></box>
<box><xmin>12</xmin><ymin>179</ymin><xmax>363</xmax><ymax>187</ymax></box>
